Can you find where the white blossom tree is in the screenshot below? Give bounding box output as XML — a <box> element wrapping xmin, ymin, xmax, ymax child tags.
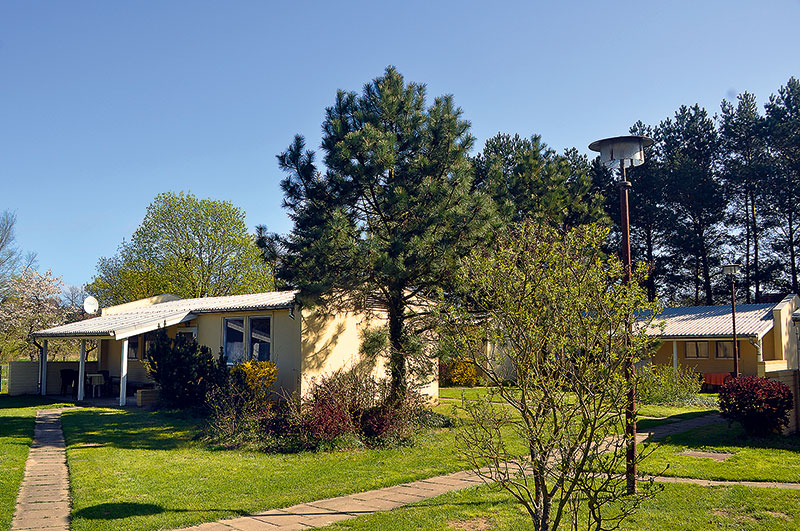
<box><xmin>0</xmin><ymin>268</ymin><xmax>65</xmax><ymax>362</ymax></box>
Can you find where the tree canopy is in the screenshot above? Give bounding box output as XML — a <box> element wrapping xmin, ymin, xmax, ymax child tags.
<box><xmin>87</xmin><ymin>191</ymin><xmax>273</xmax><ymax>307</ymax></box>
<box><xmin>275</xmin><ymin>66</ymin><xmax>494</xmax><ymax>400</ymax></box>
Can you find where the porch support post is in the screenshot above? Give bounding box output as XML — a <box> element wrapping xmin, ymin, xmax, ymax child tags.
<box><xmin>77</xmin><ymin>340</ymin><xmax>86</xmax><ymax>401</ymax></box>
<box><xmin>672</xmin><ymin>341</ymin><xmax>678</xmax><ymax>371</ymax></box>
<box><xmin>40</xmin><ymin>340</ymin><xmax>48</xmax><ymax>396</ymax></box>
<box><xmin>756</xmin><ymin>338</ymin><xmax>763</xmax><ymax>362</ymax></box>
<box><xmin>120</xmin><ymin>339</ymin><xmax>129</xmax><ymax>406</ymax></box>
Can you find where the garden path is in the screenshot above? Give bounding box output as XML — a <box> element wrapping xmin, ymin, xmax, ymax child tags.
<box><xmin>11</xmin><ymin>408</ymin><xmax>76</xmax><ymax>531</ymax></box>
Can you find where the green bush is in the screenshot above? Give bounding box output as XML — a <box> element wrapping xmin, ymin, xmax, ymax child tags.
<box><xmin>637</xmin><ymin>364</ymin><xmax>702</xmax><ymax>405</ymax></box>
<box><xmin>143</xmin><ymin>329</ymin><xmax>227</xmax><ymax>409</ymax></box>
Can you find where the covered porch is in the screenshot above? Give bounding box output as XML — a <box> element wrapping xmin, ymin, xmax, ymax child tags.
<box><xmin>30</xmin><ymin>307</ymin><xmax>196</xmax><ymax>406</ymax></box>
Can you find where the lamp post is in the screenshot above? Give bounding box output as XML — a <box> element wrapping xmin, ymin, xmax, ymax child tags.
<box><xmin>722</xmin><ymin>263</ymin><xmax>741</xmax><ymax>378</ymax></box>
<box><xmin>589</xmin><ymin>135</ymin><xmax>653</xmax><ymax>495</ymax></box>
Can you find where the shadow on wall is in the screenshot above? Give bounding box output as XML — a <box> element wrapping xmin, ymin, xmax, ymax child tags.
<box><xmin>300</xmin><ymin>311</ymin><xmax>348</xmax><ymax>373</ymax></box>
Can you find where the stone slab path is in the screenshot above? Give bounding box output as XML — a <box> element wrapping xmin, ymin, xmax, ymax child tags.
<box><xmin>11</xmin><ymin>409</ymin><xmax>72</xmax><ymax>531</ymax></box>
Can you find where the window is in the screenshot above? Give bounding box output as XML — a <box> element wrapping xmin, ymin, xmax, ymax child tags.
<box><xmin>685</xmin><ymin>341</ymin><xmax>709</xmax><ymax>359</ymax></box>
<box><xmin>249</xmin><ymin>316</ymin><xmax>271</xmax><ymax>361</ymax></box>
<box><xmin>224</xmin><ymin>318</ymin><xmax>246</xmax><ymax>364</ymax></box>
<box><xmin>176</xmin><ymin>327</ymin><xmax>197</xmax><ymax>341</ymax></box>
<box><xmin>127</xmin><ymin>336</ymin><xmax>139</xmax><ymax>360</ymax></box>
<box><xmin>716</xmin><ymin>341</ymin><xmax>738</xmax><ymax>359</ymax></box>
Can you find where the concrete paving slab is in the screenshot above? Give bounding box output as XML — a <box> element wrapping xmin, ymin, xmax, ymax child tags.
<box><xmin>222</xmin><ymin>516</ymin><xmax>280</xmax><ymax>530</ymax></box>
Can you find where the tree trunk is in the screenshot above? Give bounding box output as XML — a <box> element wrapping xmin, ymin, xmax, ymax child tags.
<box><xmin>751</xmin><ymin>190</ymin><xmax>760</xmax><ymax>302</ymax></box>
<box><xmin>387</xmin><ymin>289</ymin><xmax>406</xmax><ymax>404</ymax></box>
<box><xmin>700</xmin><ymin>239</ymin><xmax>713</xmax><ymax>305</ymax></box>
<box><xmin>744</xmin><ymin>192</ymin><xmax>752</xmax><ymax>303</ymax></box>
<box><xmin>790</xmin><ymin>211</ymin><xmax>798</xmax><ymax>295</ymax></box>
<box><xmin>645</xmin><ymin>226</ymin><xmax>656</xmax><ymax>302</ymax></box>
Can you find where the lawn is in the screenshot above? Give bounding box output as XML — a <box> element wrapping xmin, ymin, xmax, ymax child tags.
<box><xmin>0</xmin><ymin>396</ymin><xmax>74</xmax><ymax>531</ymax></box>
<box><xmin>323</xmin><ymin>482</ymin><xmax>800</xmax><ymax>530</ymax></box>
<box><xmin>641</xmin><ymin>422</ymin><xmax>800</xmax><ymax>483</ymax></box>
<box><xmin>62</xmin><ymin>407</ymin><xmax>475</xmax><ymax>531</ymax></box>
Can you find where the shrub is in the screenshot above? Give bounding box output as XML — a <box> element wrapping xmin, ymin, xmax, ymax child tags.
<box><xmin>143</xmin><ymin>329</ymin><xmax>226</xmax><ymax>409</ymax></box>
<box><xmin>637</xmin><ymin>364</ymin><xmax>702</xmax><ymax>405</ymax></box>
<box><xmin>719</xmin><ymin>376</ymin><xmax>794</xmax><ymax>436</ymax></box>
<box><xmin>230</xmin><ymin>360</ymin><xmax>278</xmax><ymax>403</ymax></box>
<box><xmin>204</xmin><ymin>360</ymin><xmax>278</xmax><ymax>447</ymax></box>
<box><xmin>441</xmin><ymin>357</ymin><xmax>481</xmax><ymax>387</ymax></box>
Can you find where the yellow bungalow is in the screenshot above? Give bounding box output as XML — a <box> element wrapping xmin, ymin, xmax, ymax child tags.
<box><xmin>647</xmin><ymin>294</ymin><xmax>800</xmax><ymax>382</ymax></box>
<box><xmin>26</xmin><ymin>291</ymin><xmax>436</xmax><ymax>405</ymax></box>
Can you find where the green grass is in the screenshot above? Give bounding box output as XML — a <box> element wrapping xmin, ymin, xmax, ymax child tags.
<box><xmin>0</xmin><ymin>365</ymin><xmax>8</xmax><ymax>394</ymax></box>
<box><xmin>0</xmin><ymin>396</ymin><xmax>74</xmax><ymax>531</ymax></box>
<box><xmin>439</xmin><ymin>387</ymin><xmax>718</xmax><ymax>419</ymax></box>
<box><xmin>323</xmin><ymin>482</ymin><xmax>800</xmax><ymax>530</ymax></box>
<box><xmin>641</xmin><ymin>422</ymin><xmax>800</xmax><ymax>483</ymax></box>
<box><xmin>62</xmin><ymin>407</ymin><xmax>476</xmax><ymax>531</ymax></box>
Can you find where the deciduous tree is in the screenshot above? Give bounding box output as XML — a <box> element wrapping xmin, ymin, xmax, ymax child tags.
<box><xmin>87</xmin><ymin>192</ymin><xmax>273</xmax><ymax>306</ymax></box>
<box><xmin>437</xmin><ymin>221</ymin><xmax>660</xmax><ymax>531</ymax></box>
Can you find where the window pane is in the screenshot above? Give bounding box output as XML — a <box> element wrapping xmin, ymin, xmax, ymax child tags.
<box><xmin>225</xmin><ymin>318</ymin><xmax>245</xmax><ymax>364</ymax></box>
<box><xmin>250</xmin><ymin>317</ymin><xmax>271</xmax><ymax>361</ymax></box>
<box><xmin>128</xmin><ymin>337</ymin><xmax>139</xmax><ymax>359</ymax></box>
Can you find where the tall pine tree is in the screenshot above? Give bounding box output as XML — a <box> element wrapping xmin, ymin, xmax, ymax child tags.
<box><xmin>275</xmin><ymin>67</ymin><xmax>494</xmax><ymax>401</ymax></box>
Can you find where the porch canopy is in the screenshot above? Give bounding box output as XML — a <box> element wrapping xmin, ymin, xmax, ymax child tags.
<box><xmin>31</xmin><ymin>291</ymin><xmax>297</xmax><ymax>405</ymax></box>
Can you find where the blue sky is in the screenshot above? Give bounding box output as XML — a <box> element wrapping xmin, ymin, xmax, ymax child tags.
<box><xmin>2</xmin><ymin>1</ymin><xmax>799</xmax><ymax>288</ymax></box>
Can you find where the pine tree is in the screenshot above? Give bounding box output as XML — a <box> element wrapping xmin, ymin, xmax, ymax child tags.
<box><xmin>276</xmin><ymin>67</ymin><xmax>494</xmax><ymax>402</ymax></box>
<box><xmin>765</xmin><ymin>77</ymin><xmax>800</xmax><ymax>294</ymax></box>
<box><xmin>719</xmin><ymin>92</ymin><xmax>773</xmax><ymax>302</ymax></box>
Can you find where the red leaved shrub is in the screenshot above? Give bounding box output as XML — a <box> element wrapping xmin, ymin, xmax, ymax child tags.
<box><xmin>719</xmin><ymin>376</ymin><xmax>794</xmax><ymax>436</ymax></box>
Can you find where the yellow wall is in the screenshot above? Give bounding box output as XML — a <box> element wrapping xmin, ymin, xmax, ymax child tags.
<box><xmin>96</xmin><ymin>306</ymin><xmax>438</xmax><ymax>401</ymax></box>
<box><xmin>772</xmin><ymin>295</ymin><xmax>800</xmax><ymax>368</ymax></box>
<box><xmin>299</xmin><ymin>307</ymin><xmax>438</xmax><ymax>400</ymax></box>
<box><xmin>652</xmin><ymin>337</ymin><xmax>765</xmax><ymax>376</ymax></box>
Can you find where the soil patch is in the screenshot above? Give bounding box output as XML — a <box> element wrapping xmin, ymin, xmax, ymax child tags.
<box><xmin>448</xmin><ymin>516</ymin><xmax>493</xmax><ymax>530</ymax></box>
<box><xmin>678</xmin><ymin>449</ymin><xmax>734</xmax><ymax>461</ymax></box>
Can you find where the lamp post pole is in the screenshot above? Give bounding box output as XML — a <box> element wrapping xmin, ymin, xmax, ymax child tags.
<box><xmin>590</xmin><ymin>135</ymin><xmax>652</xmax><ymax>496</ymax></box>
<box><xmin>618</xmin><ymin>166</ymin><xmax>637</xmax><ymax>495</ymax></box>
<box><xmin>730</xmin><ymin>273</ymin><xmax>739</xmax><ymax>378</ymax></box>
<box><xmin>722</xmin><ymin>264</ymin><xmax>741</xmax><ymax>378</ymax></box>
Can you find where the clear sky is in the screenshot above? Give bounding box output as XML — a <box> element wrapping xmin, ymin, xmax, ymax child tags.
<box><xmin>2</xmin><ymin>1</ymin><xmax>799</xmax><ymax>288</ymax></box>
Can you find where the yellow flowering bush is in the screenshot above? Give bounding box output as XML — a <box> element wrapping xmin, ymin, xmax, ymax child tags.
<box><xmin>230</xmin><ymin>360</ymin><xmax>278</xmax><ymax>402</ymax></box>
<box><xmin>448</xmin><ymin>357</ymin><xmax>480</xmax><ymax>387</ymax></box>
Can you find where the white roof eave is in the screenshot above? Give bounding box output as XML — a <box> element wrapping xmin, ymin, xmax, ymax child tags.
<box><xmin>113</xmin><ymin>311</ymin><xmax>196</xmax><ymax>340</ymax></box>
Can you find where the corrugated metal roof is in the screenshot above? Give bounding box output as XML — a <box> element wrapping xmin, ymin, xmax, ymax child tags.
<box><xmin>646</xmin><ymin>303</ymin><xmax>775</xmax><ymax>339</ymax></box>
<box><xmin>32</xmin><ymin>290</ymin><xmax>298</xmax><ymax>339</ymax></box>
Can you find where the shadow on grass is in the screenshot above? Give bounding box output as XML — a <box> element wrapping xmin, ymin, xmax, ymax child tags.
<box><xmin>73</xmin><ymin>502</ymin><xmax>250</xmax><ymax>521</ymax></box>
<box><xmin>0</xmin><ymin>395</ymin><xmax>72</xmax><ymax>410</ymax></box>
<box><xmin>73</xmin><ymin>503</ymin><xmax>165</xmax><ymax>520</ymax></box>
<box><xmin>62</xmin><ymin>408</ymin><xmax>202</xmax><ymax>451</ymax></box>
<box><xmin>662</xmin><ymin>421</ymin><xmax>800</xmax><ymax>452</ymax></box>
<box><xmin>0</xmin><ymin>416</ymin><xmax>34</xmax><ymax>442</ymax></box>
<box><xmin>638</xmin><ymin>411</ymin><xmax>716</xmax><ymax>431</ymax></box>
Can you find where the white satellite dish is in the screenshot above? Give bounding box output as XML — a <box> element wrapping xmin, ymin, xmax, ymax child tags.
<box><xmin>83</xmin><ymin>296</ymin><xmax>99</xmax><ymax>315</ymax></box>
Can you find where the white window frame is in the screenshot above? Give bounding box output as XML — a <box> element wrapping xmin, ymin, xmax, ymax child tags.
<box><xmin>223</xmin><ymin>317</ymin><xmax>247</xmax><ymax>365</ymax></box>
<box><xmin>247</xmin><ymin>315</ymin><xmax>273</xmax><ymax>362</ymax></box>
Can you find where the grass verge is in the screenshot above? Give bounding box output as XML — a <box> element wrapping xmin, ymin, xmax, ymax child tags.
<box><xmin>324</xmin><ymin>482</ymin><xmax>800</xmax><ymax>530</ymax></box>
<box><xmin>63</xmin><ymin>407</ymin><xmax>472</xmax><ymax>531</ymax></box>
<box><xmin>642</xmin><ymin>422</ymin><xmax>800</xmax><ymax>483</ymax></box>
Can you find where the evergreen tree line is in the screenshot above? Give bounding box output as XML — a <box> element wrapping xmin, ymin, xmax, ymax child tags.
<box><xmin>592</xmin><ymin>77</ymin><xmax>800</xmax><ymax>306</ymax></box>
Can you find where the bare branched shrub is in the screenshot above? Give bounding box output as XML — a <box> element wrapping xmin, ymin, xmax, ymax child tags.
<box><xmin>437</xmin><ymin>221</ymin><xmax>662</xmax><ymax>531</ymax></box>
